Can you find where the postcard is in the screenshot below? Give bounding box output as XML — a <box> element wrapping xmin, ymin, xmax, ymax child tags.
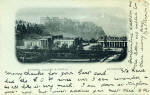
<box><xmin>0</xmin><ymin>0</ymin><xmax>150</xmax><ymax>94</ymax></box>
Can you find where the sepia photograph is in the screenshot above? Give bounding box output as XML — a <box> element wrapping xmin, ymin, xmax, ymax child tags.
<box><xmin>15</xmin><ymin>8</ymin><xmax>128</xmax><ymax>63</ymax></box>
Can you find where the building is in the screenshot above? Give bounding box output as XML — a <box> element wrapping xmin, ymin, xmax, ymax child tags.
<box><xmin>40</xmin><ymin>17</ymin><xmax>66</xmax><ymax>25</ymax></box>
<box><xmin>53</xmin><ymin>38</ymin><xmax>74</xmax><ymax>48</ymax></box>
<box><xmin>98</xmin><ymin>36</ymin><xmax>127</xmax><ymax>48</ymax></box>
<box><xmin>40</xmin><ymin>17</ymin><xmax>50</xmax><ymax>24</ymax></box>
<box><xmin>16</xmin><ymin>36</ymin><xmax>53</xmax><ymax>49</ymax></box>
<box><xmin>52</xmin><ymin>35</ymin><xmax>63</xmax><ymax>40</ymax></box>
<box><xmin>16</xmin><ymin>40</ymin><xmax>25</xmax><ymax>49</ymax></box>
<box><xmin>23</xmin><ymin>39</ymin><xmax>49</xmax><ymax>49</ymax></box>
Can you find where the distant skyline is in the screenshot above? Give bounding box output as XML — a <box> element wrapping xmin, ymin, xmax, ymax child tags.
<box><xmin>16</xmin><ymin>8</ymin><xmax>128</xmax><ymax>36</ymax></box>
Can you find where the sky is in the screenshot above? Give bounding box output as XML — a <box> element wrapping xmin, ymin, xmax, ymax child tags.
<box><xmin>16</xmin><ymin>8</ymin><xmax>128</xmax><ymax>36</ymax></box>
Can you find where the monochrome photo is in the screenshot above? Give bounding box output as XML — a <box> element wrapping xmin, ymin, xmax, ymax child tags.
<box><xmin>15</xmin><ymin>8</ymin><xmax>128</xmax><ymax>63</ymax></box>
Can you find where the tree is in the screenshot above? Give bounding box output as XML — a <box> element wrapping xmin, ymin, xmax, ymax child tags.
<box><xmin>60</xmin><ymin>43</ymin><xmax>68</xmax><ymax>50</ymax></box>
<box><xmin>90</xmin><ymin>38</ymin><xmax>97</xmax><ymax>43</ymax></box>
<box><xmin>69</xmin><ymin>44</ymin><xmax>75</xmax><ymax>50</ymax></box>
<box><xmin>52</xmin><ymin>41</ymin><xmax>60</xmax><ymax>50</ymax></box>
<box><xmin>73</xmin><ymin>37</ymin><xmax>83</xmax><ymax>50</ymax></box>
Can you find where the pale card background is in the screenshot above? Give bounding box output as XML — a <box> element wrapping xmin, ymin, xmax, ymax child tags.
<box><xmin>0</xmin><ymin>0</ymin><xmax>150</xmax><ymax>94</ymax></box>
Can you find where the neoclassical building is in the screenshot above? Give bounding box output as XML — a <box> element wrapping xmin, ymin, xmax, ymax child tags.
<box><xmin>98</xmin><ymin>36</ymin><xmax>127</xmax><ymax>48</ymax></box>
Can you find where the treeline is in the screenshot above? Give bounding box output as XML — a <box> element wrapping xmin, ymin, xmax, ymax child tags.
<box><xmin>15</xmin><ymin>20</ymin><xmax>44</xmax><ymax>40</ymax></box>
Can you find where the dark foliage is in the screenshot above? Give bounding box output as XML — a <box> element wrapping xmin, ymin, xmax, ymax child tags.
<box><xmin>15</xmin><ymin>20</ymin><xmax>44</xmax><ymax>40</ymax></box>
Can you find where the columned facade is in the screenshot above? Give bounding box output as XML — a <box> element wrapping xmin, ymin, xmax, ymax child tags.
<box><xmin>98</xmin><ymin>41</ymin><xmax>127</xmax><ymax>48</ymax></box>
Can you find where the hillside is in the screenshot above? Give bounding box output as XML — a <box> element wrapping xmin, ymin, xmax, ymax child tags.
<box><xmin>42</xmin><ymin>18</ymin><xmax>105</xmax><ymax>40</ymax></box>
<box><xmin>15</xmin><ymin>18</ymin><xmax>105</xmax><ymax>40</ymax></box>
